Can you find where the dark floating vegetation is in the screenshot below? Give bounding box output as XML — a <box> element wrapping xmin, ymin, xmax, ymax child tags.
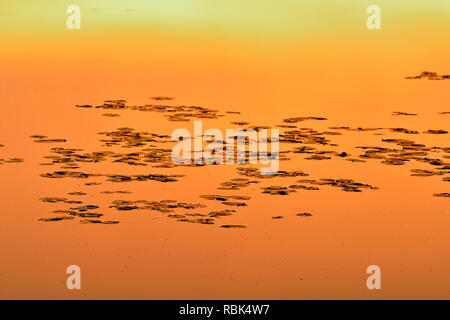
<box><xmin>30</xmin><ymin>135</ymin><xmax>67</xmax><ymax>143</ymax></box>
<box><xmin>283</xmin><ymin>116</ymin><xmax>328</xmax><ymax>123</ymax></box>
<box><xmin>262</xmin><ymin>186</ymin><xmax>297</xmax><ymax>196</ymax></box>
<box><xmin>296</xmin><ymin>178</ymin><xmax>378</xmax><ymax>192</ymax></box>
<box><xmin>392</xmin><ymin>111</ymin><xmax>418</xmax><ymax>116</ymax></box>
<box><xmin>38</xmin><ymin>216</ymin><xmax>75</xmax><ymax>222</ymax></box>
<box><xmin>150</xmin><ymin>96</ymin><xmax>174</xmax><ymax>101</ymax></box>
<box><xmin>424</xmin><ymin>129</ymin><xmax>448</xmax><ymax>135</ymax></box>
<box><xmin>433</xmin><ymin>193</ymin><xmax>450</xmax><ymax>198</ymax></box>
<box><xmin>218</xmin><ymin>178</ymin><xmax>260</xmax><ymax>190</ymax></box>
<box><xmin>220</xmin><ymin>225</ymin><xmax>247</xmax><ymax>229</ymax></box>
<box><xmin>236</xmin><ymin>167</ymin><xmax>308</xmax><ymax>179</ymax></box>
<box><xmin>0</xmin><ymin>144</ymin><xmax>24</xmax><ymax>165</ymax></box>
<box><xmin>102</xmin><ymin>113</ymin><xmax>120</xmax><ymax>117</ymax></box>
<box><xmin>88</xmin><ymin>99</ymin><xmax>224</xmax><ymax>122</ymax></box>
<box><xmin>100</xmin><ymin>190</ymin><xmax>133</xmax><ymax>194</ymax></box>
<box><xmin>1</xmin><ymin>158</ymin><xmax>24</xmax><ymax>164</ymax></box>
<box><xmin>105</xmin><ymin>173</ymin><xmax>183</xmax><ymax>183</ymax></box>
<box><xmin>79</xmin><ymin>219</ymin><xmax>119</xmax><ymax>224</ymax></box>
<box><xmin>297</xmin><ymin>212</ymin><xmax>313</xmax><ymax>217</ymax></box>
<box><xmin>109</xmin><ymin>199</ymin><xmax>206</xmax><ymax>213</ymax></box>
<box><xmin>405</xmin><ymin>71</ymin><xmax>450</xmax><ymax>80</ymax></box>
<box><xmin>21</xmin><ymin>96</ymin><xmax>447</xmax><ymax>225</ymax></box>
<box><xmin>68</xmin><ymin>191</ymin><xmax>88</xmax><ymax>196</ymax></box>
